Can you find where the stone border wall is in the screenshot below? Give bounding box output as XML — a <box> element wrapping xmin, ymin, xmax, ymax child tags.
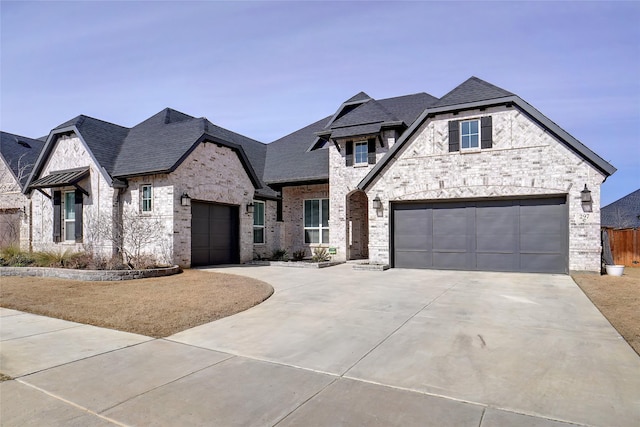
<box><xmin>0</xmin><ymin>265</ymin><xmax>181</xmax><ymax>281</ymax></box>
<box><xmin>250</xmin><ymin>260</ymin><xmax>344</xmax><ymax>269</ymax></box>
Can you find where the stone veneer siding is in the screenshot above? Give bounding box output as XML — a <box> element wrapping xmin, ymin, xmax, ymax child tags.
<box><xmin>252</xmin><ymin>199</ymin><xmax>283</xmax><ymax>260</ymax></box>
<box><xmin>281</xmin><ymin>183</ymin><xmax>329</xmax><ymax>256</ymax></box>
<box><xmin>0</xmin><ymin>159</ymin><xmax>29</xmax><ymax>248</ymax></box>
<box><xmin>361</xmin><ymin>105</ymin><xmax>605</xmax><ymax>272</ymax></box>
<box><xmin>328</xmin><ymin>135</ymin><xmax>391</xmax><ymax>261</ymax></box>
<box><xmin>170</xmin><ymin>142</ymin><xmax>256</xmax><ymax>266</ymax></box>
<box><xmin>29</xmin><ymin>134</ymin><xmax>117</xmax><ymax>256</ymax></box>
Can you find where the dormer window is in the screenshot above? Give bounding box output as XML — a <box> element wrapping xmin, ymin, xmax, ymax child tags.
<box><xmin>345</xmin><ymin>138</ymin><xmax>377</xmax><ymax>167</ymax></box>
<box><xmin>354</xmin><ymin>141</ymin><xmax>368</xmax><ymax>165</ymax></box>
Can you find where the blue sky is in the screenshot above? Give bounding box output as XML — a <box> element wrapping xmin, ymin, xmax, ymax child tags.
<box><xmin>1</xmin><ymin>1</ymin><xmax>638</xmax><ymax>205</ymax></box>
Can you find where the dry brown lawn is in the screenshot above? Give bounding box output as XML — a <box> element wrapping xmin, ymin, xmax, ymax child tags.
<box><xmin>0</xmin><ymin>269</ymin><xmax>273</xmax><ymax>338</ymax></box>
<box><xmin>573</xmin><ymin>267</ymin><xmax>640</xmax><ymax>355</ymax></box>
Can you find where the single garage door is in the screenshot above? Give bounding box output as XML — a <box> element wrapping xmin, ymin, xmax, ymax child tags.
<box><xmin>392</xmin><ymin>197</ymin><xmax>567</xmax><ymax>273</ymax></box>
<box><xmin>191</xmin><ymin>201</ymin><xmax>239</xmax><ymax>266</ymax></box>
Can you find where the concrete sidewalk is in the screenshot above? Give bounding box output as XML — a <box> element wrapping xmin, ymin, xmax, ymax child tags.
<box><xmin>2</xmin><ymin>266</ymin><xmax>639</xmax><ymax>426</ymax></box>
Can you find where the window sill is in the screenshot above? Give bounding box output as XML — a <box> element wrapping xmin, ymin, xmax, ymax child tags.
<box><xmin>354</xmin><ymin>163</ymin><xmax>369</xmax><ymax>168</ymax></box>
<box><xmin>460</xmin><ymin>148</ymin><xmax>482</xmax><ymax>154</ymax></box>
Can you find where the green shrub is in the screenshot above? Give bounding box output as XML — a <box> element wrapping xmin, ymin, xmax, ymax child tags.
<box><xmin>292</xmin><ymin>249</ymin><xmax>306</xmax><ymax>261</ymax></box>
<box><xmin>312</xmin><ymin>247</ymin><xmax>330</xmax><ymax>262</ymax></box>
<box><xmin>33</xmin><ymin>249</ymin><xmax>82</xmax><ymax>268</ymax></box>
<box><xmin>271</xmin><ymin>249</ymin><xmax>289</xmax><ymax>261</ymax></box>
<box><xmin>0</xmin><ymin>246</ymin><xmax>35</xmax><ymax>267</ymax></box>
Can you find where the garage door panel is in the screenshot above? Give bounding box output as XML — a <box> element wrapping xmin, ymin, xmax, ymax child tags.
<box><xmin>477</xmin><ymin>233</ymin><xmax>517</xmax><ymax>252</ymax></box>
<box><xmin>433</xmin><ymin>252</ymin><xmax>470</xmax><ymax>270</ymax></box>
<box><xmin>521</xmin><ymin>254</ymin><xmax>564</xmax><ymax>273</ymax></box>
<box><xmin>477</xmin><ymin>253</ymin><xmax>517</xmax><ymax>271</ymax></box>
<box><xmin>433</xmin><ymin>208</ymin><xmax>466</xmax><ymax>233</ymax></box>
<box><xmin>433</xmin><ymin>234</ymin><xmax>468</xmax><ymax>251</ymax></box>
<box><xmin>395</xmin><ymin>251</ymin><xmax>432</xmax><ymax>269</ymax></box>
<box><xmin>521</xmin><ymin>235</ymin><xmax>563</xmax><ymax>253</ymax></box>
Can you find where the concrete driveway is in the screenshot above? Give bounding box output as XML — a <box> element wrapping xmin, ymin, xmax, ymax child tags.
<box><xmin>2</xmin><ymin>264</ymin><xmax>639</xmax><ymax>426</ymax></box>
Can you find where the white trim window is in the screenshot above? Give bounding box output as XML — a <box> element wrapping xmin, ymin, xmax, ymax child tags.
<box><xmin>460</xmin><ymin>119</ymin><xmax>480</xmax><ymax>150</ymax></box>
<box><xmin>304</xmin><ymin>199</ymin><xmax>329</xmax><ymax>244</ymax></box>
<box><xmin>354</xmin><ymin>141</ymin><xmax>368</xmax><ymax>165</ymax></box>
<box><xmin>253</xmin><ymin>200</ymin><xmax>265</xmax><ymax>244</ymax></box>
<box><xmin>63</xmin><ymin>191</ymin><xmax>76</xmax><ymax>241</ymax></box>
<box><xmin>141</xmin><ymin>184</ymin><xmax>152</xmax><ymax>212</ymax></box>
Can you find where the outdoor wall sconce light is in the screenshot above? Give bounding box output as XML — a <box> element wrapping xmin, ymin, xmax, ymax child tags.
<box><xmin>580</xmin><ymin>184</ymin><xmax>592</xmax><ymax>212</ymax></box>
<box><xmin>372</xmin><ymin>196</ymin><xmax>382</xmax><ymax>211</ymax></box>
<box><xmin>180</xmin><ymin>193</ymin><xmax>191</xmax><ymax>207</ymax></box>
<box><xmin>246</xmin><ymin>202</ymin><xmax>254</xmax><ymax>214</ymax></box>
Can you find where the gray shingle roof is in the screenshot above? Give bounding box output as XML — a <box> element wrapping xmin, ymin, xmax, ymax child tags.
<box><xmin>0</xmin><ymin>131</ymin><xmax>45</xmax><ymax>189</ymax></box>
<box><xmin>264</xmin><ymin>116</ymin><xmax>331</xmax><ymax>185</ymax></box>
<box><xmin>329</xmin><ymin>100</ymin><xmax>398</xmax><ymax>129</ymax></box>
<box><xmin>53</xmin><ymin>115</ymin><xmax>129</xmax><ymax>174</ymax></box>
<box><xmin>434</xmin><ymin>76</ymin><xmax>514</xmax><ymax>108</ymax></box>
<box><xmin>264</xmin><ymin>92</ymin><xmax>438</xmax><ymax>186</ymax></box>
<box><xmin>601</xmin><ymin>189</ymin><xmax>640</xmax><ymax>229</ymax></box>
<box><xmin>25</xmin><ymin>108</ymin><xmax>272</xmax><ymax>196</ymax></box>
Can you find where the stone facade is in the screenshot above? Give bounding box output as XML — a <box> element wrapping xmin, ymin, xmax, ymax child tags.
<box><xmin>359</xmin><ymin>105</ymin><xmax>605</xmax><ymax>272</ymax></box>
<box><xmin>29</xmin><ymin>134</ymin><xmax>117</xmax><ymax>256</ymax></box>
<box><xmin>281</xmin><ymin>183</ymin><xmax>329</xmax><ymax>257</ymax></box>
<box><xmin>0</xmin><ymin>159</ymin><xmax>28</xmax><ymax>247</ymax></box>
<box><xmin>252</xmin><ymin>199</ymin><xmax>283</xmax><ymax>260</ymax></box>
<box><xmin>328</xmin><ymin>135</ymin><xmax>391</xmax><ymax>261</ymax></box>
<box><xmin>170</xmin><ymin>142</ymin><xmax>256</xmax><ymax>266</ymax></box>
<box><xmin>26</xmin><ymin>137</ymin><xmax>260</xmax><ymax>267</ymax></box>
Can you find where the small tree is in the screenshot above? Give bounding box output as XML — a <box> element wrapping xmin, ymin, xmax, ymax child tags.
<box><xmin>85</xmin><ymin>208</ymin><xmax>168</xmax><ymax>269</ymax></box>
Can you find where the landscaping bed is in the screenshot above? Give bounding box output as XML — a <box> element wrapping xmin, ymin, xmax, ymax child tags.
<box><xmin>0</xmin><ymin>269</ymin><xmax>273</xmax><ymax>338</ymax></box>
<box><xmin>573</xmin><ymin>267</ymin><xmax>640</xmax><ymax>355</ymax></box>
<box><xmin>251</xmin><ymin>260</ymin><xmax>343</xmax><ymax>268</ymax></box>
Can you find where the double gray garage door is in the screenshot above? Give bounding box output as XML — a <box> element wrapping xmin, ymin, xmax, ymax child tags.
<box><xmin>392</xmin><ymin>197</ymin><xmax>568</xmax><ymax>273</ymax></box>
<box><xmin>191</xmin><ymin>202</ymin><xmax>239</xmax><ymax>266</ymax></box>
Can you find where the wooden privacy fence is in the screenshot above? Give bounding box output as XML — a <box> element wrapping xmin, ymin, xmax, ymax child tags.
<box><xmin>606</xmin><ymin>228</ymin><xmax>640</xmax><ymax>267</ymax></box>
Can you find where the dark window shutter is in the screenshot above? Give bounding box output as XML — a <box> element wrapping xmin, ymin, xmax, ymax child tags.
<box><xmin>481</xmin><ymin>116</ymin><xmax>493</xmax><ymax>149</ymax></box>
<box><xmin>53</xmin><ymin>191</ymin><xmax>61</xmax><ymax>243</ymax></box>
<box><xmin>345</xmin><ymin>140</ymin><xmax>353</xmax><ymax>166</ymax></box>
<box><xmin>448</xmin><ymin>120</ymin><xmax>460</xmax><ymax>152</ymax></box>
<box><xmin>367</xmin><ymin>138</ymin><xmax>376</xmax><ymax>164</ymax></box>
<box><xmin>276</xmin><ymin>198</ymin><xmax>283</xmax><ymax>222</ymax></box>
<box><xmin>74</xmin><ymin>189</ymin><xmax>83</xmax><ymax>242</ymax></box>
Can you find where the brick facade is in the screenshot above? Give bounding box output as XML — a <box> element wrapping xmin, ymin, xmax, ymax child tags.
<box><xmin>357</xmin><ymin>106</ymin><xmax>605</xmax><ymax>272</ymax></box>
<box><xmin>30</xmin><ymin>134</ymin><xmax>117</xmax><ymax>256</ymax></box>
<box><xmin>0</xmin><ymin>160</ymin><xmax>28</xmax><ymax>248</ymax></box>
<box><xmin>281</xmin><ymin>183</ymin><xmax>329</xmax><ymax>257</ymax></box>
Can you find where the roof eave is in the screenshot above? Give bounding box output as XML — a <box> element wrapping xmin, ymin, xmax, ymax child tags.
<box><xmin>264</xmin><ymin>176</ymin><xmax>329</xmax><ymax>188</ymax></box>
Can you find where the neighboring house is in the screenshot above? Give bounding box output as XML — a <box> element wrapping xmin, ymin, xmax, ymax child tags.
<box><xmin>22</xmin><ymin>109</ymin><xmax>275</xmax><ymax>266</ymax></box>
<box><xmin>601</xmin><ymin>189</ymin><xmax>640</xmax><ymax>230</ymax></box>
<box><xmin>0</xmin><ymin>132</ymin><xmax>45</xmax><ymax>248</ymax></box>
<box><xmin>601</xmin><ymin>189</ymin><xmax>639</xmax><ymax>267</ymax></box>
<box><xmin>0</xmin><ymin>77</ymin><xmax>616</xmax><ymax>272</ymax></box>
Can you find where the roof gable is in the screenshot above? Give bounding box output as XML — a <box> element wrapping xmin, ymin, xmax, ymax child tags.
<box><xmin>601</xmin><ymin>189</ymin><xmax>640</xmax><ymax>229</ymax></box>
<box><xmin>0</xmin><ymin>131</ymin><xmax>45</xmax><ymax>188</ymax></box>
<box><xmin>357</xmin><ymin>78</ymin><xmax>616</xmax><ymax>191</ymax></box>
